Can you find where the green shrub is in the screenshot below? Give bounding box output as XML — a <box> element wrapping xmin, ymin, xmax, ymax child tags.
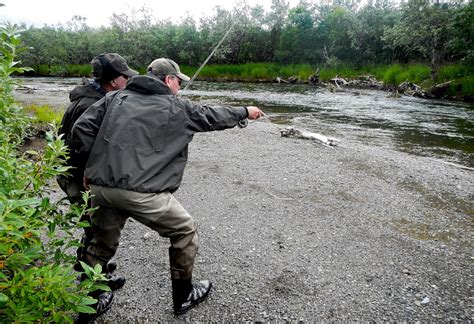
<box><xmin>436</xmin><ymin>64</ymin><xmax>474</xmax><ymax>83</ymax></box>
<box><xmin>36</xmin><ymin>64</ymin><xmax>50</xmax><ymax>76</ymax></box>
<box><xmin>0</xmin><ymin>25</ymin><xmax>106</xmax><ymax>323</ymax></box>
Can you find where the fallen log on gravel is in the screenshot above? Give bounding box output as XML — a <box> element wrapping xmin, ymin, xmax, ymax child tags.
<box><xmin>280</xmin><ymin>126</ymin><xmax>340</xmax><ymax>147</ymax></box>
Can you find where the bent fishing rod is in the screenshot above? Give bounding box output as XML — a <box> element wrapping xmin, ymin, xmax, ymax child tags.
<box><xmin>179</xmin><ymin>21</ymin><xmax>236</xmax><ymax>96</ymax></box>
<box><xmin>178</xmin><ymin>21</ymin><xmax>247</xmax><ymax>127</ymax></box>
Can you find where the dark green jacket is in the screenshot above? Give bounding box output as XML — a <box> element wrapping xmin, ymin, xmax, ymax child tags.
<box><xmin>58</xmin><ymin>81</ymin><xmax>105</xmax><ymax>184</ymax></box>
<box><xmin>72</xmin><ymin>74</ymin><xmax>248</xmax><ymax>193</ymax></box>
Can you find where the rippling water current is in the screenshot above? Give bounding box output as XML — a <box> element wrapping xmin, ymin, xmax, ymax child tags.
<box><xmin>185</xmin><ymin>81</ymin><xmax>473</xmax><ymax>169</ymax></box>
<box><xmin>16</xmin><ymin>78</ymin><xmax>474</xmax><ymax>168</ymax></box>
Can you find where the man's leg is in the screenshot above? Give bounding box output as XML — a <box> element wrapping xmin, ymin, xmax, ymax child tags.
<box><xmin>102</xmin><ymin>188</ymin><xmax>212</xmax><ymax>314</ymax></box>
<box><xmin>76</xmin><ymin>186</ymin><xmax>128</xmax><ymax>323</ymax></box>
<box><xmin>83</xmin><ymin>189</ymin><xmax>127</xmax><ymax>269</ymax></box>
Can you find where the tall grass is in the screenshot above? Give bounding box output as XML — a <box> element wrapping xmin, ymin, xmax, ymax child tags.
<box><xmin>432</xmin><ymin>64</ymin><xmax>474</xmax><ymax>97</ymax></box>
<box><xmin>25</xmin><ymin>62</ymin><xmax>474</xmax><ymax>99</ymax></box>
<box><xmin>181</xmin><ymin>63</ymin><xmax>316</xmax><ymax>81</ymax></box>
<box><xmin>379</xmin><ymin>64</ymin><xmax>432</xmax><ymax>86</ymax></box>
<box><xmin>66</xmin><ymin>64</ymin><xmax>92</xmax><ymax>77</ymax></box>
<box><xmin>31</xmin><ymin>64</ymin><xmax>91</xmax><ymax>77</ymax></box>
<box><xmin>23</xmin><ymin>104</ymin><xmax>64</xmax><ymax>124</ymax></box>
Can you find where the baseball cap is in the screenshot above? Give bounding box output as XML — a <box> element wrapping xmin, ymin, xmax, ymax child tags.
<box><xmin>146</xmin><ymin>58</ymin><xmax>190</xmax><ymax>82</ymax></box>
<box><xmin>91</xmin><ymin>53</ymin><xmax>138</xmax><ymax>83</ymax></box>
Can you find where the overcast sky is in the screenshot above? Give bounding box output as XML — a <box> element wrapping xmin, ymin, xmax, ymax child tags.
<box><xmin>0</xmin><ymin>0</ymin><xmax>301</xmax><ymax>28</ymax></box>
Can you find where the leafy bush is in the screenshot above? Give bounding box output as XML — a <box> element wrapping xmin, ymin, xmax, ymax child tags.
<box><xmin>0</xmin><ymin>25</ymin><xmax>106</xmax><ymax>323</ymax></box>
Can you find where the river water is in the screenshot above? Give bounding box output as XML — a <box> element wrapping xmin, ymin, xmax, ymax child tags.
<box><xmin>185</xmin><ymin>81</ymin><xmax>474</xmax><ymax>169</ymax></box>
<box><xmin>14</xmin><ymin>77</ymin><xmax>474</xmax><ymax>168</ymax></box>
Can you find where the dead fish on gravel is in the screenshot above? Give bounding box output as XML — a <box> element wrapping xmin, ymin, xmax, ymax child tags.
<box><xmin>280</xmin><ymin>126</ymin><xmax>340</xmax><ymax>147</ymax></box>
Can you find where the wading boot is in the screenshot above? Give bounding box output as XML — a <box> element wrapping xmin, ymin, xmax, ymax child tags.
<box><xmin>102</xmin><ymin>261</ymin><xmax>126</xmax><ymax>291</ymax></box>
<box><xmin>172</xmin><ymin>279</ymin><xmax>212</xmax><ymax>315</ymax></box>
<box><xmin>105</xmin><ymin>273</ymin><xmax>126</xmax><ymax>291</ymax></box>
<box><xmin>75</xmin><ymin>291</ymin><xmax>114</xmax><ymax>324</ymax></box>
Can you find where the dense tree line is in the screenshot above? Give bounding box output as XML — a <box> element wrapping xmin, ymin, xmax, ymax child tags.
<box><xmin>13</xmin><ymin>0</ymin><xmax>474</xmax><ymax>72</ymax></box>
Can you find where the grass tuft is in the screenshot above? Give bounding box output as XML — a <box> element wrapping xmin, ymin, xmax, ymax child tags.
<box><xmin>23</xmin><ymin>104</ymin><xmax>64</xmax><ymax>125</ymax></box>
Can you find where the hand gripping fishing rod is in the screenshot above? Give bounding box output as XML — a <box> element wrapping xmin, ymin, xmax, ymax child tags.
<box><xmin>178</xmin><ymin>22</ymin><xmax>248</xmax><ymax>128</ymax></box>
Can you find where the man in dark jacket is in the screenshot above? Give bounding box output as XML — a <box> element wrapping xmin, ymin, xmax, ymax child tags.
<box><xmin>71</xmin><ymin>58</ymin><xmax>264</xmax><ymax>315</ymax></box>
<box><xmin>57</xmin><ymin>53</ymin><xmax>137</xmax><ymax>322</ymax></box>
<box><xmin>58</xmin><ymin>53</ymin><xmax>138</xmax><ymax>204</ymax></box>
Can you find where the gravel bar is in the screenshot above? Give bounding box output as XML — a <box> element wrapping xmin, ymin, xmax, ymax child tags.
<box><xmin>58</xmin><ymin>120</ymin><xmax>473</xmax><ymax>322</ymax></box>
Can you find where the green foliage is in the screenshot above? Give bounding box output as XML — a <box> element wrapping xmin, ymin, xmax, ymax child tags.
<box><xmin>382</xmin><ymin>0</ymin><xmax>462</xmax><ymax>67</ymax></box>
<box><xmin>35</xmin><ymin>64</ymin><xmax>51</xmax><ymax>76</ymax></box>
<box><xmin>0</xmin><ymin>25</ymin><xmax>104</xmax><ymax>323</ymax></box>
<box><xmin>381</xmin><ymin>64</ymin><xmax>431</xmax><ymax>86</ymax></box>
<box><xmin>14</xmin><ymin>2</ymin><xmax>473</xmax><ymax>71</ymax></box>
<box><xmin>5</xmin><ymin>1</ymin><xmax>473</xmax><ymax>97</ymax></box>
<box><xmin>436</xmin><ymin>64</ymin><xmax>474</xmax><ymax>83</ymax></box>
<box><xmin>436</xmin><ymin>64</ymin><xmax>474</xmax><ymax>98</ymax></box>
<box><xmin>193</xmin><ymin>63</ymin><xmax>315</xmax><ymax>81</ymax></box>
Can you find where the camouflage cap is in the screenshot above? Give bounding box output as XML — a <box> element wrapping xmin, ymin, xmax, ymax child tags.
<box><xmin>91</xmin><ymin>53</ymin><xmax>138</xmax><ymax>83</ymax></box>
<box><xmin>146</xmin><ymin>58</ymin><xmax>190</xmax><ymax>82</ymax></box>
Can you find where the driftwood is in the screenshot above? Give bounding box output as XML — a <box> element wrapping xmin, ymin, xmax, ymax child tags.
<box><xmin>276</xmin><ymin>76</ymin><xmax>298</xmax><ymax>84</ymax></box>
<box><xmin>348</xmin><ymin>75</ymin><xmax>383</xmax><ymax>89</ymax></box>
<box><xmin>394</xmin><ymin>80</ymin><xmax>458</xmax><ymax>100</ymax></box>
<box><xmin>396</xmin><ymin>81</ymin><xmax>433</xmax><ymax>99</ymax></box>
<box><xmin>276</xmin><ymin>76</ymin><xmax>289</xmax><ymax>84</ymax></box>
<box><xmin>275</xmin><ymin>73</ymin><xmax>455</xmax><ymax>100</ymax></box>
<box><xmin>330</xmin><ymin>75</ymin><xmax>383</xmax><ymax>89</ymax></box>
<box><xmin>15</xmin><ymin>85</ymin><xmax>35</xmax><ymax>93</ymax></box>
<box><xmin>330</xmin><ymin>76</ymin><xmax>348</xmax><ymax>88</ymax></box>
<box><xmin>309</xmin><ymin>68</ymin><xmax>320</xmax><ymax>84</ymax></box>
<box><xmin>288</xmin><ymin>76</ymin><xmax>298</xmax><ymax>84</ymax></box>
<box><xmin>280</xmin><ymin>126</ymin><xmax>340</xmax><ymax>147</ymax></box>
<box><xmin>427</xmin><ymin>81</ymin><xmax>453</xmax><ymax>98</ymax></box>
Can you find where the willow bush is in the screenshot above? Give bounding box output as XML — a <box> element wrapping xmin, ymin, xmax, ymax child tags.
<box><xmin>0</xmin><ymin>25</ymin><xmax>108</xmax><ymax>323</ymax></box>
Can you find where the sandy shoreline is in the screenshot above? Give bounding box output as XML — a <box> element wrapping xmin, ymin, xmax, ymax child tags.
<box><xmin>66</xmin><ymin>121</ymin><xmax>471</xmax><ymax>322</ymax></box>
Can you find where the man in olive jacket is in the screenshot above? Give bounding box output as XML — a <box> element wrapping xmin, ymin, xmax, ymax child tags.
<box><xmin>71</xmin><ymin>58</ymin><xmax>264</xmax><ymax>315</ymax></box>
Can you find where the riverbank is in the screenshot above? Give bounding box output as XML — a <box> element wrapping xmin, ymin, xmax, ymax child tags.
<box><xmin>51</xmin><ymin>120</ymin><xmax>470</xmax><ymax>322</ymax></box>
<box><xmin>22</xmin><ymin>63</ymin><xmax>474</xmax><ymax>102</ymax></box>
<box><xmin>13</xmin><ymin>80</ymin><xmax>473</xmax><ymax>321</ymax></box>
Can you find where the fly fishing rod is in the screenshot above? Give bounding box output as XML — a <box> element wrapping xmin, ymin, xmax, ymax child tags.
<box><xmin>179</xmin><ymin>21</ymin><xmax>236</xmax><ymax>96</ymax></box>
<box><xmin>178</xmin><ymin>21</ymin><xmax>247</xmax><ymax>127</ymax></box>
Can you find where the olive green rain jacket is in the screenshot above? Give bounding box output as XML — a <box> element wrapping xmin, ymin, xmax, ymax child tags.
<box><xmin>71</xmin><ymin>73</ymin><xmax>248</xmax><ymax>193</ymax></box>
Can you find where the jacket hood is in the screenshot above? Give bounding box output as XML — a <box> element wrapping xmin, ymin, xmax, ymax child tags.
<box><xmin>69</xmin><ymin>83</ymin><xmax>104</xmax><ymax>102</ymax></box>
<box><xmin>125</xmin><ymin>74</ymin><xmax>173</xmax><ymax>95</ymax></box>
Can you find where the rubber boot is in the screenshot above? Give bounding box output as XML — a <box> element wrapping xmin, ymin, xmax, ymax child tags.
<box><xmin>172</xmin><ymin>279</ymin><xmax>212</xmax><ymax>315</ymax></box>
<box><xmin>75</xmin><ymin>290</ymin><xmax>114</xmax><ymax>324</ymax></box>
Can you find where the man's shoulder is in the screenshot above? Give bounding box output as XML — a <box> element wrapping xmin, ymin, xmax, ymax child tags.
<box><xmin>69</xmin><ymin>84</ymin><xmax>104</xmax><ymax>103</ymax></box>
